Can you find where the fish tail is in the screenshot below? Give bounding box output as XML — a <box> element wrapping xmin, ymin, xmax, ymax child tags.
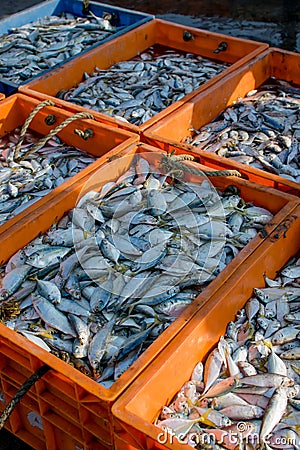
<box><xmin>198</xmin><ymin>408</ymin><xmax>216</xmax><ymax>428</ymax></box>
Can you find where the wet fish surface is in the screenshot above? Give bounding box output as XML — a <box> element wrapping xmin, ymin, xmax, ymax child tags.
<box><xmin>0</xmin><ymin>11</ymin><xmax>117</xmax><ymax>84</ymax></box>
<box><xmin>184</xmin><ymin>79</ymin><xmax>300</xmax><ymax>183</ymax></box>
<box><xmin>57</xmin><ymin>46</ymin><xmax>229</xmax><ymax>125</ymax></box>
<box><xmin>0</xmin><ymin>127</ymin><xmax>96</xmax><ymax>226</ymax></box>
<box><xmin>0</xmin><ymin>153</ymin><xmax>273</xmax><ymax>387</ymax></box>
<box><xmin>156</xmin><ymin>253</ymin><xmax>300</xmax><ymax>449</ymax></box>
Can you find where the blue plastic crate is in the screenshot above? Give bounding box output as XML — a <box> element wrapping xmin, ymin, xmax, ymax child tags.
<box><xmin>0</xmin><ymin>0</ymin><xmax>153</xmax><ymax>95</ymax></box>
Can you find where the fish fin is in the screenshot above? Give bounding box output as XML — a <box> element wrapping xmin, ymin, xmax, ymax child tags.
<box><xmin>262</xmin><ymin>339</ymin><xmax>272</xmax><ymax>349</ymax></box>
<box><xmin>153</xmin><ymin>315</ymin><xmax>163</xmax><ymax>326</ymax></box>
<box><xmin>198</xmin><ymin>408</ymin><xmax>216</xmax><ymax>428</ymax></box>
<box><xmin>291</xmin><ymin>364</ymin><xmax>300</xmax><ymax>376</ymax></box>
<box><xmin>28</xmin><ymin>273</ymin><xmax>38</xmax><ymax>281</ymax></box>
<box><xmin>292</xmin><ymin>424</ymin><xmax>300</xmax><ymax>433</ymax></box>
<box><xmin>39</xmin><ymin>331</ymin><xmax>55</xmax><ymax>339</ymax></box>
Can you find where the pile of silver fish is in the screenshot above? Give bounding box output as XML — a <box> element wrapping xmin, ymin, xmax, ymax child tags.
<box><xmin>0</xmin><ymin>128</ymin><xmax>96</xmax><ymax>226</ymax></box>
<box><xmin>0</xmin><ymin>154</ymin><xmax>273</xmax><ymax>387</ymax></box>
<box><xmin>185</xmin><ymin>81</ymin><xmax>300</xmax><ymax>183</ymax></box>
<box><xmin>156</xmin><ymin>256</ymin><xmax>300</xmax><ymax>449</ymax></box>
<box><xmin>0</xmin><ymin>12</ymin><xmax>116</xmax><ymax>84</ymax></box>
<box><xmin>57</xmin><ymin>47</ymin><xmax>229</xmax><ymax>125</ymax></box>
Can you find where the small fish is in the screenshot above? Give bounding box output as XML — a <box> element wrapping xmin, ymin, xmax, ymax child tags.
<box><xmin>271</xmin><ymin>326</ymin><xmax>300</xmax><ymax>345</ymax></box>
<box><xmin>203</xmin><ymin>348</ymin><xmax>224</xmax><ymax>394</ymax></box>
<box><xmin>0</xmin><ymin>265</ymin><xmax>32</xmax><ymax>300</ymax></box>
<box><xmin>26</xmin><ymin>246</ymin><xmax>71</xmax><ymax>268</ymax></box>
<box><xmin>237</xmin><ymin>361</ymin><xmax>257</xmax><ymax>377</ymax></box>
<box><xmin>241</xmin><ymin>373</ymin><xmax>294</xmax><ymax>388</ymax></box>
<box><xmin>185</xmin><ymin>83</ymin><xmax>300</xmax><ymax>182</ymax></box>
<box><xmin>59</xmin><ymin>47</ymin><xmax>229</xmax><ymax>126</ymax></box>
<box><xmin>211</xmin><ymin>392</ymin><xmax>250</xmax><ymax>410</ymax></box>
<box><xmin>0</xmin><ymin>13</ymin><xmax>117</xmax><ymax>85</ymax></box>
<box><xmin>31</xmin><ymin>294</ymin><xmax>76</xmax><ymax>338</ymax></box>
<box><xmin>156</xmin><ymin>417</ymin><xmax>202</xmax><ymax>439</ymax></box>
<box><xmin>268</xmin><ymin>346</ymin><xmax>288</xmax><ymax>376</ymax></box>
<box><xmin>259</xmin><ymin>387</ymin><xmax>288</xmax><ymax>445</ymax></box>
<box><xmin>36</xmin><ymin>279</ymin><xmax>61</xmax><ymax>305</ymax></box>
<box><xmin>193</xmin><ymin>406</ymin><xmax>232</xmax><ymax>428</ymax></box>
<box><xmin>268</xmin><ymin>427</ymin><xmax>299</xmax><ymax>449</ymax></box>
<box><xmin>100</xmin><ymin>239</ymin><xmax>120</xmax><ymax>264</ymax></box>
<box><xmin>281</xmin><ymin>347</ymin><xmax>300</xmax><ymax>360</ymax></box>
<box><xmin>219</xmin><ymin>404</ymin><xmax>264</xmax><ymax>421</ymax></box>
<box><xmin>281</xmin><ymin>265</ymin><xmax>300</xmax><ymax>279</ymax></box>
<box><xmin>201</xmin><ymin>375</ymin><xmax>240</xmax><ymax>399</ymax></box>
<box><xmin>285</xmin><ymin>312</ymin><xmax>300</xmax><ymax>324</ymax></box>
<box><xmin>88</xmin><ymin>315</ymin><xmax>117</xmax><ymax>375</ymax></box>
<box><xmin>115</xmin><ymin>325</ymin><xmax>154</xmax><ymax>361</ymax></box>
<box><xmin>19</xmin><ymin>330</ymin><xmax>51</xmax><ymax>352</ymax></box>
<box><xmin>191</xmin><ymin>362</ymin><xmax>204</xmax><ymax>383</ymax></box>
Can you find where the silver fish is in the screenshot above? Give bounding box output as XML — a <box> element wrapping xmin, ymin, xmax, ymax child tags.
<box><xmin>31</xmin><ymin>294</ymin><xmax>76</xmax><ymax>337</ymax></box>
<box><xmin>58</xmin><ymin>47</ymin><xmax>229</xmax><ymax>126</ymax></box>
<box><xmin>260</xmin><ymin>387</ymin><xmax>289</xmax><ymax>445</ymax></box>
<box><xmin>185</xmin><ymin>83</ymin><xmax>300</xmax><ymax>182</ymax></box>
<box><xmin>0</xmin><ymin>13</ymin><xmax>117</xmax><ymax>84</ymax></box>
<box><xmin>0</xmin><ymin>265</ymin><xmax>32</xmax><ymax>300</ymax></box>
<box><xmin>0</xmin><ymin>128</ymin><xmax>97</xmax><ymax>226</ymax></box>
<box><xmin>156</xmin><ymin>253</ymin><xmax>300</xmax><ymax>448</ymax></box>
<box><xmin>36</xmin><ymin>278</ymin><xmax>61</xmax><ymax>305</ymax></box>
<box><xmin>0</xmin><ymin>153</ymin><xmax>274</xmax><ymax>388</ymax></box>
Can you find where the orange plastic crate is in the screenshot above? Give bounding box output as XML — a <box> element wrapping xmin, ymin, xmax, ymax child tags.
<box><xmin>19</xmin><ymin>19</ymin><xmax>268</xmax><ymax>135</ymax></box>
<box><xmin>0</xmin><ymin>144</ymin><xmax>298</xmax><ymax>449</ymax></box>
<box><xmin>112</xmin><ymin>202</ymin><xmax>300</xmax><ymax>450</ymax></box>
<box><xmin>0</xmin><ymin>93</ymin><xmax>138</xmax><ymax>240</ymax></box>
<box><xmin>143</xmin><ymin>140</ymin><xmax>300</xmax><ymax>197</ymax></box>
<box><xmin>143</xmin><ymin>47</ymin><xmax>300</xmax><ymax>196</ymax></box>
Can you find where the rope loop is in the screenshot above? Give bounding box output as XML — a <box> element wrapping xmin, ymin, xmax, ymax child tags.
<box><xmin>160</xmin><ymin>152</ymin><xmax>242</xmax><ymax>179</ymax></box>
<box><xmin>15</xmin><ymin>111</ymin><xmax>94</xmax><ymax>162</ymax></box>
<box><xmin>74</xmin><ymin>127</ymin><xmax>94</xmax><ymax>140</ymax></box>
<box><xmin>14</xmin><ymin>99</ymin><xmax>55</xmax><ymax>160</ymax></box>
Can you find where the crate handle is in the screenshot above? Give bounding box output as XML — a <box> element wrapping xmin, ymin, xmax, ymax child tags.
<box><xmin>267</xmin><ymin>215</ymin><xmax>298</xmax><ymax>241</ymax></box>
<box><xmin>213</xmin><ymin>41</ymin><xmax>228</xmax><ymax>53</ymax></box>
<box><xmin>183</xmin><ymin>30</ymin><xmax>194</xmax><ymax>42</ymax></box>
<box><xmin>14</xmin><ymin>99</ymin><xmax>55</xmax><ymax>160</ymax></box>
<box><xmin>15</xmin><ymin>111</ymin><xmax>94</xmax><ymax>162</ymax></box>
<box><xmin>0</xmin><ymin>365</ymin><xmax>50</xmax><ymax>430</ymax></box>
<box><xmin>160</xmin><ymin>152</ymin><xmax>243</xmax><ymax>178</ymax></box>
<box><xmin>74</xmin><ymin>127</ymin><xmax>94</xmax><ymax>140</ymax></box>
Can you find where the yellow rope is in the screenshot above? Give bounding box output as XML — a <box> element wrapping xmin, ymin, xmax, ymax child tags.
<box><xmin>14</xmin><ymin>100</ymin><xmax>55</xmax><ymax>160</ymax></box>
<box><xmin>160</xmin><ymin>153</ymin><xmax>242</xmax><ymax>178</ymax></box>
